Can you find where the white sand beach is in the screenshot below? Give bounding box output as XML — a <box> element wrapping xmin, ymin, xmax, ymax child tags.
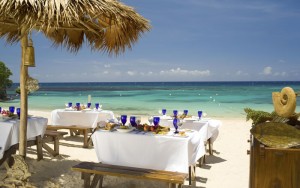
<box><xmin>0</xmin><ymin>110</ymin><xmax>252</xmax><ymax>188</ymax></box>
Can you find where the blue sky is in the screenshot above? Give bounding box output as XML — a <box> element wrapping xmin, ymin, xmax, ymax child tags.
<box><xmin>1</xmin><ymin>0</ymin><xmax>300</xmax><ymax>82</ymax></box>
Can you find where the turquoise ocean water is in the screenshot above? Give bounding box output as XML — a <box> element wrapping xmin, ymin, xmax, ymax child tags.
<box><xmin>2</xmin><ymin>81</ymin><xmax>300</xmax><ymax>118</ymax></box>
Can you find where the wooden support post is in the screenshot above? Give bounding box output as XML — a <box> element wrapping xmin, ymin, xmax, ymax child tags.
<box><xmin>83</xmin><ymin>173</ymin><xmax>91</xmax><ymax>188</ymax></box>
<box><xmin>19</xmin><ymin>28</ymin><xmax>29</xmax><ymax>158</ymax></box>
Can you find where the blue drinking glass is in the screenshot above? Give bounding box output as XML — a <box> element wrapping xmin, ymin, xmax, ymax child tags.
<box><xmin>87</xmin><ymin>103</ymin><xmax>91</xmax><ymax>108</ymax></box>
<box><xmin>162</xmin><ymin>109</ymin><xmax>167</xmax><ymax>116</ymax></box>
<box><xmin>198</xmin><ymin>111</ymin><xmax>203</xmax><ymax>120</ymax></box>
<box><xmin>173</xmin><ymin>118</ymin><xmax>179</xmax><ymax>133</ymax></box>
<box><xmin>0</xmin><ymin>107</ymin><xmax>2</xmax><ymax>113</ymax></box>
<box><xmin>184</xmin><ymin>110</ymin><xmax>188</xmax><ymax>115</ymax></box>
<box><xmin>153</xmin><ymin>117</ymin><xmax>160</xmax><ymax>128</ymax></box>
<box><xmin>76</xmin><ymin>103</ymin><xmax>80</xmax><ymax>110</ymax></box>
<box><xmin>9</xmin><ymin>106</ymin><xmax>15</xmax><ymax>114</ymax></box>
<box><xmin>95</xmin><ymin>103</ymin><xmax>99</xmax><ymax>110</ymax></box>
<box><xmin>68</xmin><ymin>102</ymin><xmax>72</xmax><ymax>108</ymax></box>
<box><xmin>121</xmin><ymin>115</ymin><xmax>127</xmax><ymax>125</ymax></box>
<box><xmin>173</xmin><ymin>110</ymin><xmax>178</xmax><ymax>117</ymax></box>
<box><xmin>130</xmin><ymin>116</ymin><xmax>136</xmax><ymax>127</ymax></box>
<box><xmin>17</xmin><ymin>108</ymin><xmax>21</xmax><ymax>119</ymax></box>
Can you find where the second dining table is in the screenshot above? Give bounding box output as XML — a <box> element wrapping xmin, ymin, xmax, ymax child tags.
<box><xmin>51</xmin><ymin>109</ymin><xmax>115</xmax><ymax>128</ymax></box>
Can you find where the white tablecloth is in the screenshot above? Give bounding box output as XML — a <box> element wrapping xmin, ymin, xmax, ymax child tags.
<box><xmin>0</xmin><ymin>117</ymin><xmax>48</xmax><ymax>159</ymax></box>
<box><xmin>92</xmin><ymin>129</ymin><xmax>205</xmax><ymax>173</ymax></box>
<box><xmin>159</xmin><ymin>117</ymin><xmax>222</xmax><ymax>143</ymax></box>
<box><xmin>51</xmin><ymin>109</ymin><xmax>115</xmax><ymax>128</ymax></box>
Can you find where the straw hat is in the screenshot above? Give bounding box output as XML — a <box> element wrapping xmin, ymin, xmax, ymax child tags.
<box><xmin>272</xmin><ymin>87</ymin><xmax>296</xmax><ymax>118</ymax></box>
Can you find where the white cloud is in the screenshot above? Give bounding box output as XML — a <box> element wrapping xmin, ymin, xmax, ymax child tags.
<box><xmin>263</xmin><ymin>66</ymin><xmax>272</xmax><ymax>75</ymax></box>
<box><xmin>274</xmin><ymin>72</ymin><xmax>286</xmax><ymax>76</ymax></box>
<box><xmin>235</xmin><ymin>70</ymin><xmax>249</xmax><ymax>76</ymax></box>
<box><xmin>160</xmin><ymin>68</ymin><xmax>210</xmax><ymax>76</ymax></box>
<box><xmin>104</xmin><ymin>64</ymin><xmax>111</xmax><ymax>68</ymax></box>
<box><xmin>127</xmin><ymin>71</ymin><xmax>136</xmax><ymax>76</ymax></box>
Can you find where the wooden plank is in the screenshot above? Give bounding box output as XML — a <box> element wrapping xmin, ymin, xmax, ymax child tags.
<box><xmin>72</xmin><ymin>162</ymin><xmax>187</xmax><ymax>184</ymax></box>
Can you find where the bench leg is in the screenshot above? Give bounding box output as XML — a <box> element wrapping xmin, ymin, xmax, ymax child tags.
<box><xmin>83</xmin><ymin>172</ymin><xmax>91</xmax><ymax>188</ymax></box>
<box><xmin>91</xmin><ymin>174</ymin><xmax>103</xmax><ymax>188</ymax></box>
<box><xmin>36</xmin><ymin>135</ymin><xmax>43</xmax><ymax>160</ymax></box>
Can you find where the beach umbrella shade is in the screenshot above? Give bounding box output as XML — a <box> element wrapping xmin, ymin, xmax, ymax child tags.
<box><xmin>0</xmin><ymin>0</ymin><xmax>150</xmax><ymax>157</ymax></box>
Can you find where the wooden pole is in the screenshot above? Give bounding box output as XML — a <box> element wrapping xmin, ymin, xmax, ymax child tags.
<box><xmin>19</xmin><ymin>28</ymin><xmax>28</xmax><ymax>157</ymax></box>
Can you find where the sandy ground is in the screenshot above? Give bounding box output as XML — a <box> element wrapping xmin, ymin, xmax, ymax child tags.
<box><xmin>0</xmin><ymin>110</ymin><xmax>252</xmax><ymax>188</ymax></box>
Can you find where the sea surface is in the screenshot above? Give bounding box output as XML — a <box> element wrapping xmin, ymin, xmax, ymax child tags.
<box><xmin>2</xmin><ymin>81</ymin><xmax>300</xmax><ymax>118</ymax></box>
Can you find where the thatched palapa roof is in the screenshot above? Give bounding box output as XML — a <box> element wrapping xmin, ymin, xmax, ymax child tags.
<box><xmin>0</xmin><ymin>0</ymin><xmax>150</xmax><ymax>55</ymax></box>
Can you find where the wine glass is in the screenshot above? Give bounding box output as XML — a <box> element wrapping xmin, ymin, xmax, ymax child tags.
<box><xmin>153</xmin><ymin>117</ymin><xmax>160</xmax><ymax>129</ymax></box>
<box><xmin>95</xmin><ymin>103</ymin><xmax>100</xmax><ymax>110</ymax></box>
<box><xmin>0</xmin><ymin>107</ymin><xmax>2</xmax><ymax>113</ymax></box>
<box><xmin>121</xmin><ymin>115</ymin><xmax>127</xmax><ymax>126</ymax></box>
<box><xmin>173</xmin><ymin>118</ymin><xmax>179</xmax><ymax>134</ymax></box>
<box><xmin>184</xmin><ymin>110</ymin><xmax>188</xmax><ymax>115</ymax></box>
<box><xmin>148</xmin><ymin>116</ymin><xmax>153</xmax><ymax>125</ymax></box>
<box><xmin>162</xmin><ymin>109</ymin><xmax>167</xmax><ymax>116</ymax></box>
<box><xmin>17</xmin><ymin>108</ymin><xmax>21</xmax><ymax>119</ymax></box>
<box><xmin>198</xmin><ymin>110</ymin><xmax>203</xmax><ymax>120</ymax></box>
<box><xmin>9</xmin><ymin>106</ymin><xmax>15</xmax><ymax>114</ymax></box>
<box><xmin>130</xmin><ymin>116</ymin><xmax>137</xmax><ymax>127</ymax></box>
<box><xmin>76</xmin><ymin>103</ymin><xmax>80</xmax><ymax>111</ymax></box>
<box><xmin>87</xmin><ymin>102</ymin><xmax>91</xmax><ymax>108</ymax></box>
<box><xmin>173</xmin><ymin>110</ymin><xmax>178</xmax><ymax>117</ymax></box>
<box><xmin>68</xmin><ymin>102</ymin><xmax>72</xmax><ymax>108</ymax></box>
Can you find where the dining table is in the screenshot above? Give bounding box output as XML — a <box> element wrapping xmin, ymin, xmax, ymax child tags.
<box><xmin>50</xmin><ymin>109</ymin><xmax>115</xmax><ymax>128</ymax></box>
<box><xmin>92</xmin><ymin>127</ymin><xmax>206</xmax><ymax>174</ymax></box>
<box><xmin>0</xmin><ymin>116</ymin><xmax>48</xmax><ymax>160</ymax></box>
<box><xmin>159</xmin><ymin>116</ymin><xmax>222</xmax><ymax>143</ymax></box>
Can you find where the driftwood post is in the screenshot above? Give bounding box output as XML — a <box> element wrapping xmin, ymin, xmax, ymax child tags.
<box><xmin>19</xmin><ymin>28</ymin><xmax>28</xmax><ymax>157</ymax></box>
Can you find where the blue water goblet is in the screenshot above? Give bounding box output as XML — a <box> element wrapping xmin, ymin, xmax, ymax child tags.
<box><xmin>173</xmin><ymin>118</ymin><xmax>179</xmax><ymax>134</ymax></box>
<box><xmin>17</xmin><ymin>108</ymin><xmax>21</xmax><ymax>119</ymax></box>
<box><xmin>184</xmin><ymin>110</ymin><xmax>188</xmax><ymax>115</ymax></box>
<box><xmin>68</xmin><ymin>102</ymin><xmax>72</xmax><ymax>108</ymax></box>
<box><xmin>95</xmin><ymin>103</ymin><xmax>99</xmax><ymax>110</ymax></box>
<box><xmin>9</xmin><ymin>106</ymin><xmax>15</xmax><ymax>114</ymax></box>
<box><xmin>87</xmin><ymin>102</ymin><xmax>91</xmax><ymax>108</ymax></box>
<box><xmin>0</xmin><ymin>107</ymin><xmax>2</xmax><ymax>113</ymax></box>
<box><xmin>162</xmin><ymin>109</ymin><xmax>167</xmax><ymax>116</ymax></box>
<box><xmin>153</xmin><ymin>117</ymin><xmax>160</xmax><ymax>129</ymax></box>
<box><xmin>173</xmin><ymin>110</ymin><xmax>178</xmax><ymax>117</ymax></box>
<box><xmin>76</xmin><ymin>103</ymin><xmax>80</xmax><ymax>110</ymax></box>
<box><xmin>121</xmin><ymin>115</ymin><xmax>127</xmax><ymax>126</ymax></box>
<box><xmin>130</xmin><ymin>116</ymin><xmax>136</xmax><ymax>127</ymax></box>
<box><xmin>198</xmin><ymin>111</ymin><xmax>203</xmax><ymax>120</ymax></box>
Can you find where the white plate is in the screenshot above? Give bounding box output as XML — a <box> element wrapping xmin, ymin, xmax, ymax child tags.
<box><xmin>82</xmin><ymin>108</ymin><xmax>92</xmax><ymax>111</ymax></box>
<box><xmin>184</xmin><ymin>118</ymin><xmax>196</xmax><ymax>122</ymax></box>
<box><xmin>116</xmin><ymin>128</ymin><xmax>134</xmax><ymax>133</ymax></box>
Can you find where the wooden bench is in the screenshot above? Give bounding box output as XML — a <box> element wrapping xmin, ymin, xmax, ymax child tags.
<box><xmin>42</xmin><ymin>130</ymin><xmax>68</xmax><ymax>157</ymax></box>
<box><xmin>47</xmin><ymin>125</ymin><xmax>92</xmax><ymax>148</ymax></box>
<box><xmin>0</xmin><ymin>135</ymin><xmax>43</xmax><ymax>168</ymax></box>
<box><xmin>72</xmin><ymin>162</ymin><xmax>187</xmax><ymax>188</ymax></box>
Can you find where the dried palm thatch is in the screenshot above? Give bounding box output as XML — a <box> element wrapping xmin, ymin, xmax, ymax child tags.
<box><xmin>0</xmin><ymin>0</ymin><xmax>150</xmax><ymax>55</ymax></box>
